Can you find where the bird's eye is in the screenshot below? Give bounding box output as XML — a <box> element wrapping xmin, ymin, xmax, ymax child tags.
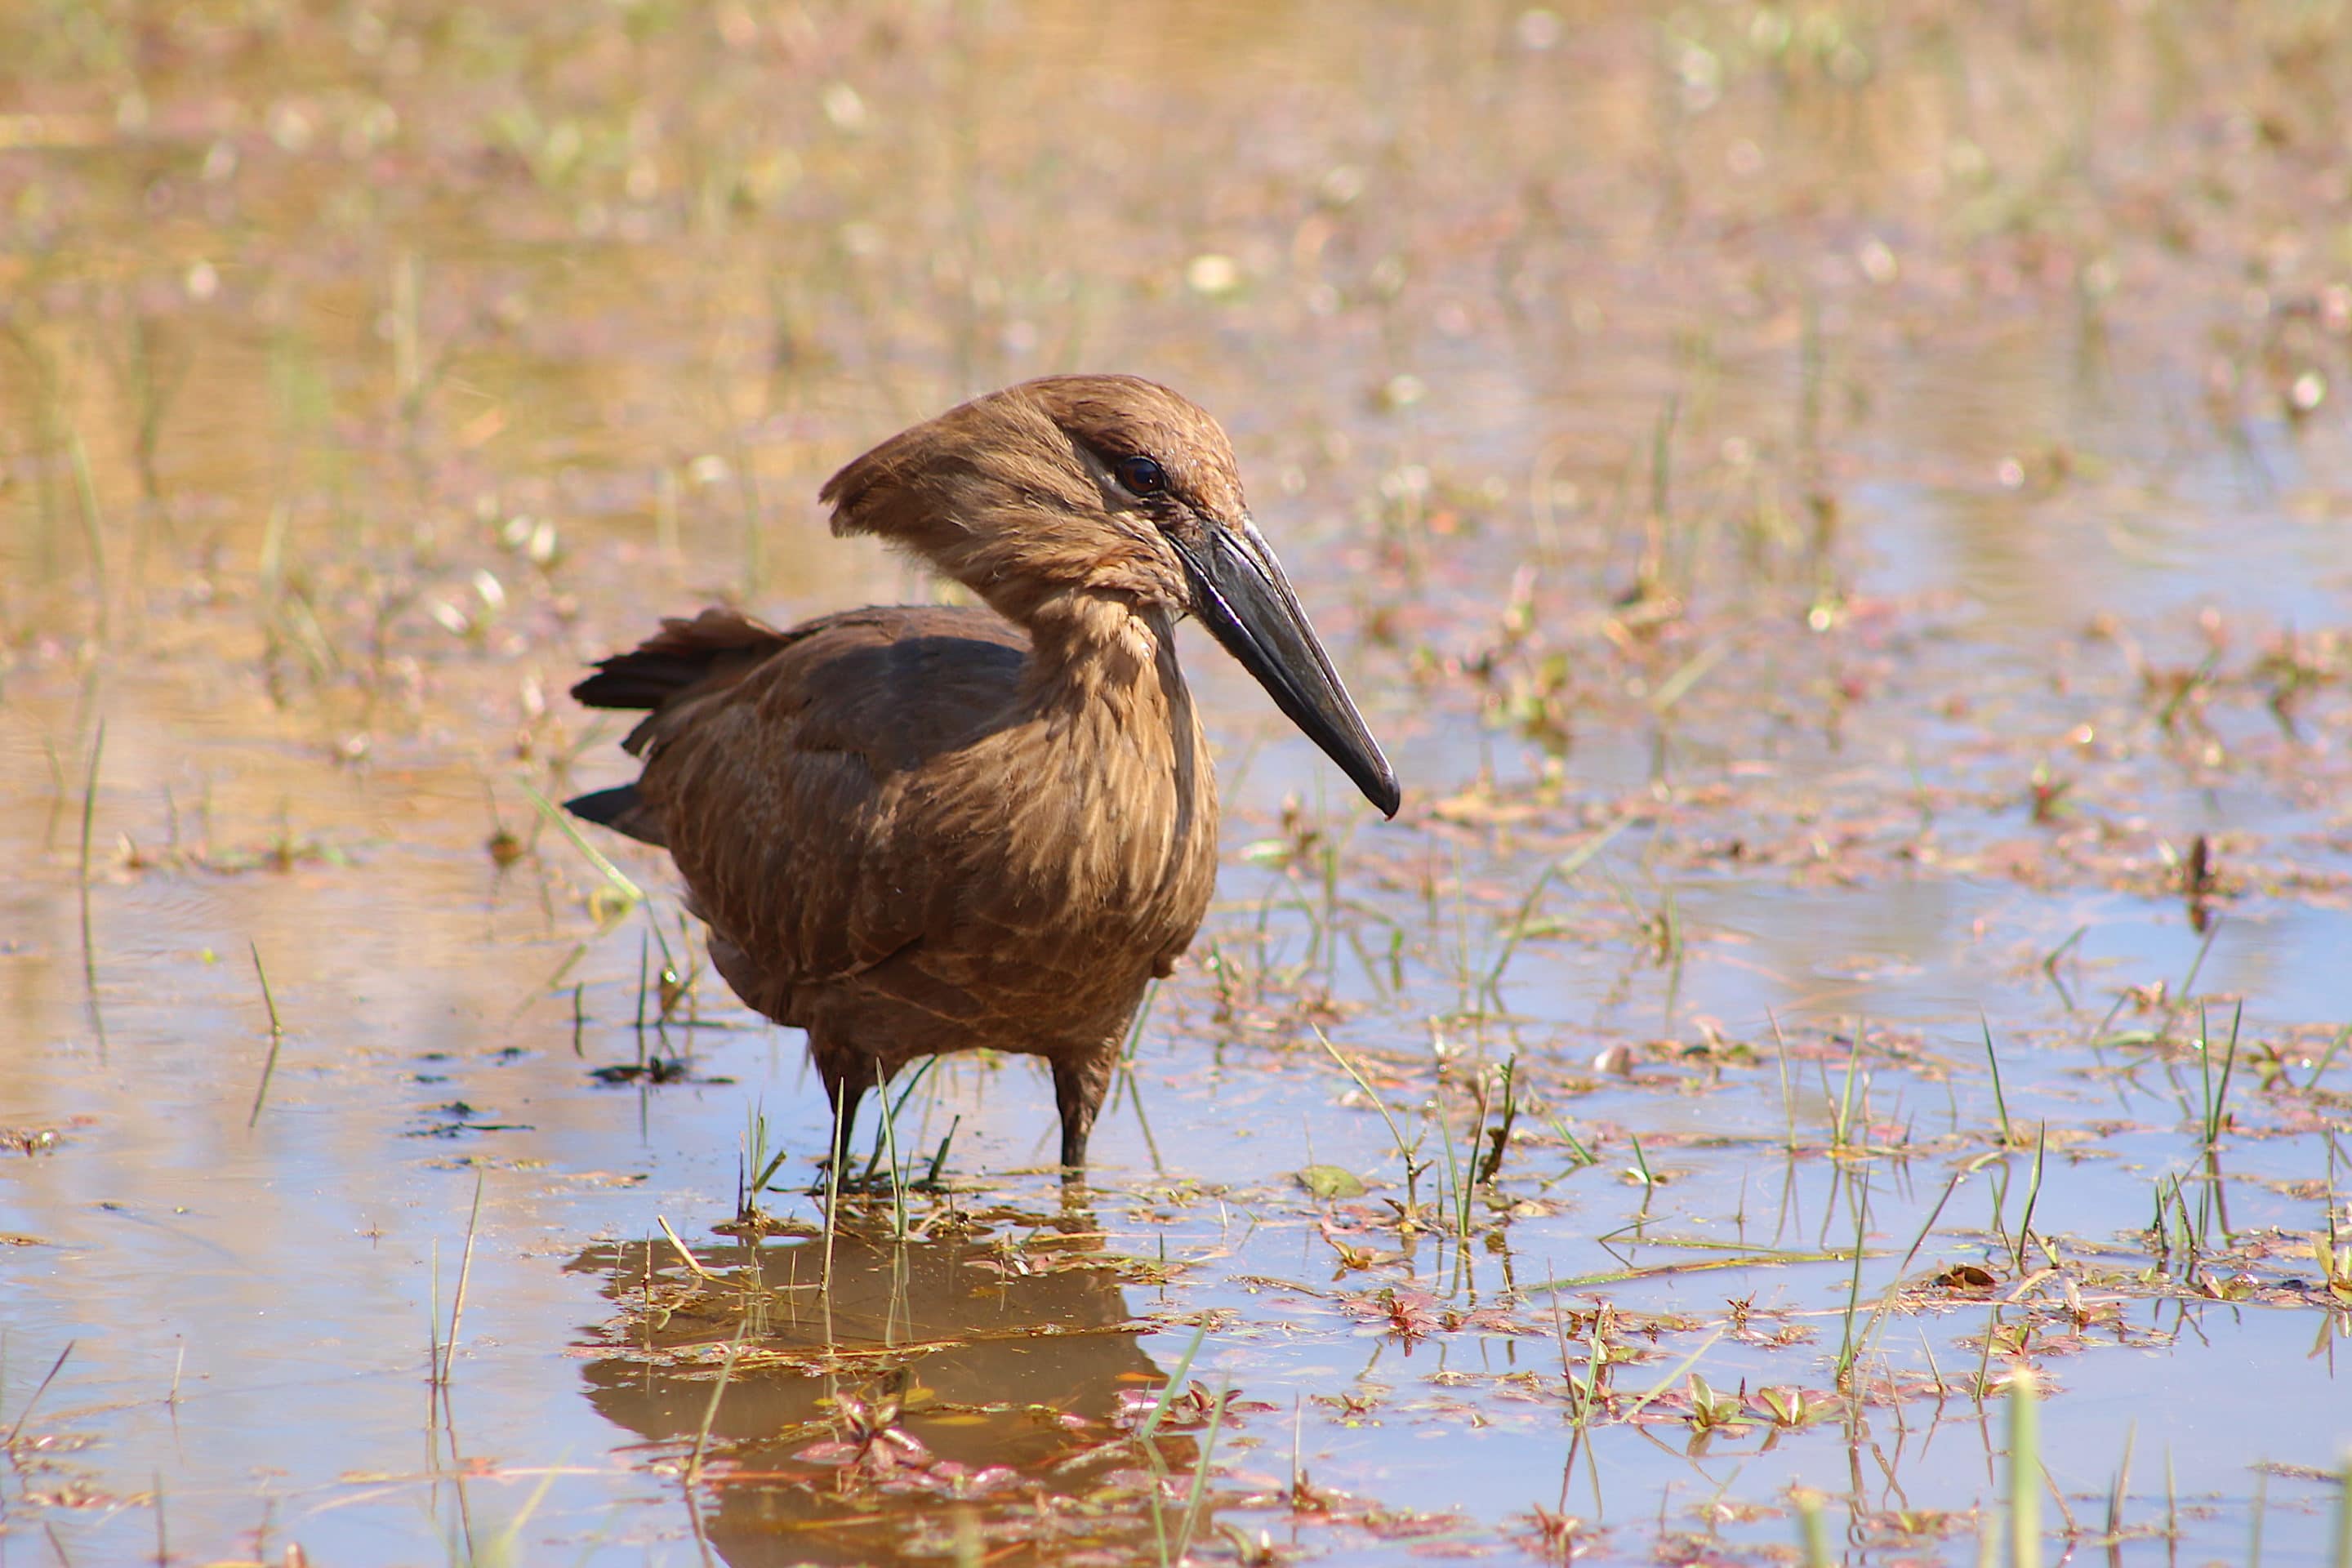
<box><xmin>1113</xmin><ymin>455</ymin><xmax>1168</xmax><ymax>495</ymax></box>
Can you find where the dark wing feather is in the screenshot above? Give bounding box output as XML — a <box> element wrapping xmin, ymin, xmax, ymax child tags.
<box><xmin>600</xmin><ymin>604</ymin><xmax>1028</xmax><ymax>1013</ymax></box>
<box><xmin>569</xmin><ymin>607</ymin><xmax>804</xmax><ymax>757</ymax></box>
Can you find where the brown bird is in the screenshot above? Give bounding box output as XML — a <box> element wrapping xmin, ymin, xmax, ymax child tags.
<box><xmin>566</xmin><ymin>375</ymin><xmax>1397</xmax><ymax>1172</ymax></box>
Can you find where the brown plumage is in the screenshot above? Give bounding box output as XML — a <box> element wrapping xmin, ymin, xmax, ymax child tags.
<box><xmin>568</xmin><ymin>376</ymin><xmax>1397</xmax><ymax>1172</ymax></box>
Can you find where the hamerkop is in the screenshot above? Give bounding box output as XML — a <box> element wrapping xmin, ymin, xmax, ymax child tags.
<box><xmin>566</xmin><ymin>375</ymin><xmax>1399</xmax><ymax>1171</ymax></box>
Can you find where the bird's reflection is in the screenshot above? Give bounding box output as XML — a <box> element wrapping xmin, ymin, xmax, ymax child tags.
<box><xmin>568</xmin><ymin>1209</ymin><xmax>1193</xmax><ymax>1566</ymax></box>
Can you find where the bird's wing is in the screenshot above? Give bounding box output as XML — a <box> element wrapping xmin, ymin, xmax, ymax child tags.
<box><xmin>630</xmin><ymin>604</ymin><xmax>1029</xmax><ymax>1000</ymax></box>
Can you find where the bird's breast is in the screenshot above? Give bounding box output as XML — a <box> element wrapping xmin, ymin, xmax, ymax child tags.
<box><xmin>935</xmin><ymin>653</ymin><xmax>1218</xmax><ymax>973</ymax></box>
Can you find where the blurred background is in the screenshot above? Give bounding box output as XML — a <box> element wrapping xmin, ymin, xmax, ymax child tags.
<box><xmin>2</xmin><ymin>2</ymin><xmax>2350</xmax><ymax>1564</ymax></box>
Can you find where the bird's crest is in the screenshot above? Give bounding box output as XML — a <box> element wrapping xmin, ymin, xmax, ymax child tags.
<box><xmin>819</xmin><ymin>375</ymin><xmax>1243</xmax><ymax>626</ymax></box>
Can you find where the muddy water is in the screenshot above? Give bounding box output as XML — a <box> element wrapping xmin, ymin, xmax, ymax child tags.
<box><xmin>4</xmin><ymin>2</ymin><xmax>2350</xmax><ymax>1564</ymax></box>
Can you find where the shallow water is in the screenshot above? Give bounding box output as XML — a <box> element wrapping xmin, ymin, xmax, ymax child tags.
<box><xmin>3</xmin><ymin>2</ymin><xmax>2350</xmax><ymax>1564</ymax></box>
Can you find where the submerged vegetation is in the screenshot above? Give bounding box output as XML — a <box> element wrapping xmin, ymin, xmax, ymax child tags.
<box><xmin>2</xmin><ymin>0</ymin><xmax>2350</xmax><ymax>1563</ymax></box>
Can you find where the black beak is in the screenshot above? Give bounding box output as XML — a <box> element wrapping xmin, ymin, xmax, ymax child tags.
<box><xmin>1175</xmin><ymin>517</ymin><xmax>1401</xmax><ymax>818</ymax></box>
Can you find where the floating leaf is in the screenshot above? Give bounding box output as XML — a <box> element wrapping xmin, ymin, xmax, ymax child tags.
<box><xmin>1296</xmin><ymin>1164</ymin><xmax>1368</xmax><ymax>1200</ymax></box>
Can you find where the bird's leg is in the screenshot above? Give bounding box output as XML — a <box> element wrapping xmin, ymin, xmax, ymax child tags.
<box><xmin>1051</xmin><ymin>1054</ymin><xmax>1112</xmax><ymax>1178</ymax></box>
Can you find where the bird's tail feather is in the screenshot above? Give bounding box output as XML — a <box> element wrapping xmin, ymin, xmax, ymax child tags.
<box><xmin>569</xmin><ymin>608</ymin><xmax>791</xmax><ymax>840</ymax></box>
<box><xmin>564</xmin><ymin>784</ymin><xmax>668</xmax><ymax>847</ymax></box>
<box><xmin>571</xmin><ymin>607</ymin><xmax>790</xmax><ymax>711</ymax></box>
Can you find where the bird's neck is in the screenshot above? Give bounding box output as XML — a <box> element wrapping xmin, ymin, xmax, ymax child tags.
<box><xmin>1005</xmin><ymin>590</ymin><xmax>1216</xmax><ymax>917</ymax></box>
<box><xmin>1017</xmin><ymin>592</ymin><xmax>1188</xmax><ymax>721</ymax></box>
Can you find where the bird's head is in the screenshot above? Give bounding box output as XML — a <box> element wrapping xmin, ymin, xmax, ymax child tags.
<box><xmin>822</xmin><ymin>375</ymin><xmax>1400</xmax><ymax>817</ymax></box>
